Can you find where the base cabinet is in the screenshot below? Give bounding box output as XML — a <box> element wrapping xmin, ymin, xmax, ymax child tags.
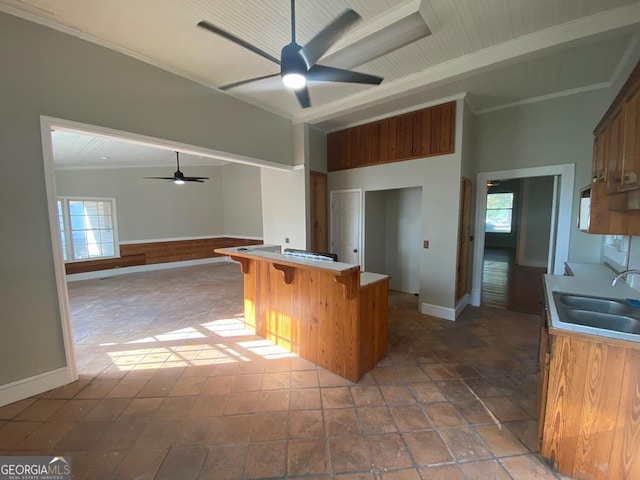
<box><xmin>538</xmin><ymin>327</ymin><xmax>640</xmax><ymax>479</ymax></box>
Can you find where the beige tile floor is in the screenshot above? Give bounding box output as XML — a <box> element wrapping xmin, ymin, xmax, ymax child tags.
<box><xmin>0</xmin><ymin>262</ymin><xmax>569</xmax><ymax>479</ymax></box>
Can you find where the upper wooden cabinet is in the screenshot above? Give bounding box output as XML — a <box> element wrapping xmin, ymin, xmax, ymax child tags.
<box><xmin>620</xmin><ymin>84</ymin><xmax>640</xmax><ymax>191</ymax></box>
<box><xmin>327</xmin><ymin>101</ymin><xmax>456</xmax><ymax>172</ymax></box>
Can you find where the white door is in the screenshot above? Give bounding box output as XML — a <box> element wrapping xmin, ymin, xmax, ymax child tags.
<box><xmin>330</xmin><ymin>190</ymin><xmax>362</xmax><ymax>265</ymax></box>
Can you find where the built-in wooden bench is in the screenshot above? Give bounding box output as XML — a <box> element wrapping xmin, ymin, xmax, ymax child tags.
<box><xmin>65</xmin><ymin>237</ymin><xmax>262</xmax><ymax>275</ymax></box>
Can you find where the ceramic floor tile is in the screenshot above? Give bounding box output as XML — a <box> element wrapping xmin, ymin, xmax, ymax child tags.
<box><xmin>357</xmin><ymin>406</ymin><xmax>398</xmax><ymax>434</ymax></box>
<box><xmin>500</xmin><ymin>454</ymin><xmax>560</xmax><ymax>479</ymax></box>
<box><xmin>460</xmin><ymin>459</ymin><xmax>512</xmax><ymax>480</ymax></box>
<box><xmin>366</xmin><ymin>433</ymin><xmax>414</xmax><ymax>470</ymax></box>
<box><xmin>402</xmin><ymin>430</ymin><xmax>452</xmax><ymax>466</ymax></box>
<box><xmin>417</xmin><ymin>464</ymin><xmax>464</xmax><ymax>480</ymax></box>
<box><xmin>199</xmin><ymin>444</ymin><xmax>248</xmax><ymax>480</ymax></box>
<box><xmin>390</xmin><ymin>405</ymin><xmax>432</xmax><ymax>431</ymax></box>
<box><xmin>423</xmin><ymin>403</ymin><xmax>467</xmax><ymax>427</ymax></box>
<box><xmin>329</xmin><ymin>436</ymin><xmax>372</xmax><ymax>473</ymax></box>
<box><xmin>287</xmin><ymin>438</ymin><xmax>328</xmax><ymax>476</ymax></box>
<box><xmin>475</xmin><ymin>424</ymin><xmax>529</xmax><ymax>456</ymax></box>
<box><xmin>0</xmin><ymin>266</ymin><xmax>567</xmax><ymax>480</ymax></box>
<box><xmin>289</xmin><ymin>409</ymin><xmax>325</xmax><ymax>438</ymax></box>
<box><xmin>290</xmin><ymin>388</ymin><xmax>322</xmax><ymax>410</ymax></box>
<box><xmin>112</xmin><ymin>448</ymin><xmax>167</xmax><ymax>480</ymax></box>
<box><xmin>350</xmin><ymin>385</ymin><xmax>386</xmax><ymax>407</ymax></box>
<box><xmin>438</xmin><ymin>427</ymin><xmax>493</xmax><ymax>461</ymax></box>
<box><xmin>155</xmin><ymin>446</ymin><xmax>208</xmax><ymax>480</ymax></box>
<box><xmin>325</xmin><ymin>408</ymin><xmax>361</xmax><ymax>436</ymax></box>
<box><xmin>321</xmin><ymin>387</ymin><xmax>354</xmax><ymax>409</ymax></box>
<box><xmin>244</xmin><ymin>441</ymin><xmax>287</xmax><ymax>479</ymax></box>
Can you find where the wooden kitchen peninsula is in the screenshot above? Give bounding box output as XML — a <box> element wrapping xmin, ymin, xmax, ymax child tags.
<box><xmin>215</xmin><ymin>247</ymin><xmax>389</xmax><ymax>382</ymax></box>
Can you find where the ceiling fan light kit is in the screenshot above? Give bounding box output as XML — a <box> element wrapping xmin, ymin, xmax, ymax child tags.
<box><xmin>197</xmin><ymin>0</ymin><xmax>383</xmax><ymax>108</ymax></box>
<box><xmin>143</xmin><ymin>152</ymin><xmax>209</xmax><ymax>184</ymax></box>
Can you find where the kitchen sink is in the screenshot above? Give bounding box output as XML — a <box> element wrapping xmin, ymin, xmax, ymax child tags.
<box><xmin>560</xmin><ymin>309</ymin><xmax>640</xmax><ymax>334</ymax></box>
<box><xmin>552</xmin><ymin>292</ymin><xmax>640</xmax><ymax>336</ymax></box>
<box><xmin>554</xmin><ymin>292</ymin><xmax>635</xmax><ymax>315</ymax></box>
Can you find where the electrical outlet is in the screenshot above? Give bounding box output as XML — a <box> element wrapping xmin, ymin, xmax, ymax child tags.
<box><xmin>423</xmin><ymin>240</ymin><xmax>429</xmax><ymax>249</ymax></box>
<box><xmin>285</xmin><ymin>237</ymin><xmax>290</xmax><ymax>244</ymax></box>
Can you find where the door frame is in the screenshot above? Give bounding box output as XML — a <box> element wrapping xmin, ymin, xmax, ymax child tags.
<box><xmin>329</xmin><ymin>188</ymin><xmax>363</xmax><ymax>268</ymax></box>
<box><xmin>471</xmin><ymin>163</ymin><xmax>575</xmax><ymax>306</ymax></box>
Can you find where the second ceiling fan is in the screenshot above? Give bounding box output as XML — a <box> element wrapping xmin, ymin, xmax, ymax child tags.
<box><xmin>197</xmin><ymin>0</ymin><xmax>383</xmax><ymax>108</ymax></box>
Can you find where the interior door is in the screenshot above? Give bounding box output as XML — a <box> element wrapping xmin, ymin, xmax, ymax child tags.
<box><xmin>330</xmin><ymin>190</ymin><xmax>362</xmax><ymax>265</ymax></box>
<box><xmin>310</xmin><ymin>171</ymin><xmax>328</xmax><ymax>253</ymax></box>
<box><xmin>456</xmin><ymin>178</ymin><xmax>472</xmax><ymax>300</ymax></box>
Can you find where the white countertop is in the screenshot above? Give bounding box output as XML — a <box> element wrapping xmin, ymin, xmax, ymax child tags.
<box><xmin>544</xmin><ymin>262</ymin><xmax>640</xmax><ymax>342</ymax></box>
<box><xmin>360</xmin><ymin>272</ymin><xmax>390</xmax><ymax>287</ymax></box>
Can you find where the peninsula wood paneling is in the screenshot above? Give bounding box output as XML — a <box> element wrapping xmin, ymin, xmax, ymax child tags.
<box><xmin>65</xmin><ymin>237</ymin><xmax>262</xmax><ymax>274</ymax></box>
<box><xmin>327</xmin><ymin>101</ymin><xmax>456</xmax><ymax>172</ymax></box>
<box><xmin>220</xmin><ymin>250</ymin><xmax>389</xmax><ymax>382</ymax></box>
<box><xmin>541</xmin><ymin>333</ymin><xmax>640</xmax><ymax>479</ymax></box>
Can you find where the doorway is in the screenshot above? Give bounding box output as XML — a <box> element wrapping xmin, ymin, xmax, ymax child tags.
<box><xmin>330</xmin><ymin>189</ymin><xmax>362</xmax><ymax>265</ymax></box>
<box><xmin>364</xmin><ymin>187</ymin><xmax>422</xmax><ymax>294</ymax></box>
<box><xmin>482</xmin><ymin>177</ymin><xmax>554</xmax><ymax>314</ymax></box>
<box><xmin>471</xmin><ymin>164</ymin><xmax>575</xmax><ymax>309</ymax></box>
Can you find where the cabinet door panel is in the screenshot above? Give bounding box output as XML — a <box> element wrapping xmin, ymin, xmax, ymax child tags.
<box><xmin>606</xmin><ymin>111</ymin><xmax>623</xmax><ymax>194</ymax></box>
<box><xmin>620</xmin><ymin>86</ymin><xmax>640</xmax><ymax>191</ymax></box>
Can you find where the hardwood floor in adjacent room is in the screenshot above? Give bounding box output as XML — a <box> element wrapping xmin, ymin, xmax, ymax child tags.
<box><xmin>482</xmin><ymin>247</ymin><xmax>546</xmax><ymax>316</ymax></box>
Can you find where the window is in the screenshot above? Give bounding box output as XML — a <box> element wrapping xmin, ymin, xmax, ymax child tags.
<box><xmin>57</xmin><ymin>197</ymin><xmax>119</xmax><ymax>262</ymax></box>
<box><xmin>485</xmin><ymin>193</ymin><xmax>514</xmax><ymax>233</ymax></box>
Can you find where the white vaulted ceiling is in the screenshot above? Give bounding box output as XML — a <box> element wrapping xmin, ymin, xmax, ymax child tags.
<box><xmin>1</xmin><ymin>0</ymin><xmax>639</xmax><ymax>131</ymax></box>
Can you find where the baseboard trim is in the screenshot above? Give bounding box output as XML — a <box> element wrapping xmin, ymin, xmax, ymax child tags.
<box><xmin>0</xmin><ymin>367</ymin><xmax>74</xmax><ymax>408</ymax></box>
<box><xmin>455</xmin><ymin>294</ymin><xmax>471</xmax><ymax>318</ymax></box>
<box><xmin>471</xmin><ymin>289</ymin><xmax>481</xmax><ymax>307</ymax></box>
<box><xmin>421</xmin><ymin>302</ymin><xmax>455</xmax><ymax>321</ymax></box>
<box><xmin>66</xmin><ymin>256</ymin><xmax>231</xmax><ymax>282</ymax></box>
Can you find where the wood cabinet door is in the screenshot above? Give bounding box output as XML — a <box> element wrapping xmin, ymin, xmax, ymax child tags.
<box><xmin>593</xmin><ymin>133</ymin><xmax>606</xmax><ymax>183</ymax></box>
<box><xmin>455</xmin><ymin>177</ymin><xmax>472</xmax><ymax>301</ymax></box>
<box><xmin>536</xmin><ymin>312</ymin><xmax>550</xmax><ymax>452</ymax></box>
<box><xmin>310</xmin><ymin>171</ymin><xmax>328</xmax><ymax>253</ymax></box>
<box><xmin>620</xmin><ymin>85</ymin><xmax>640</xmax><ymax>191</ymax></box>
<box><xmin>605</xmin><ymin>110</ymin><xmax>623</xmax><ymax>194</ymax></box>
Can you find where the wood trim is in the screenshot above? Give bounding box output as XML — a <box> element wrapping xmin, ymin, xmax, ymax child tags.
<box><xmin>327</xmin><ymin>101</ymin><xmax>456</xmax><ymax>172</ymax></box>
<box><xmin>64</xmin><ymin>237</ymin><xmax>262</xmax><ymax>275</ymax></box>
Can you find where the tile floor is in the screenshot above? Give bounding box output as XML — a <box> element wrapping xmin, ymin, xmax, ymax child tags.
<box><xmin>0</xmin><ymin>262</ymin><xmax>569</xmax><ymax>479</ymax></box>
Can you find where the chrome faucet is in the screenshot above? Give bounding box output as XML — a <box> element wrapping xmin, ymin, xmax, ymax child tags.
<box><xmin>611</xmin><ymin>269</ymin><xmax>640</xmax><ymax>286</ymax></box>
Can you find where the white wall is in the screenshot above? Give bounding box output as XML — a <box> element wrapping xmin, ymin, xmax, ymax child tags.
<box><xmin>55</xmin><ymin>166</ymin><xmax>225</xmax><ymax>241</ymax></box>
<box><xmin>0</xmin><ymin>11</ymin><xmax>293</xmax><ymax>390</ymax></box>
<box><xmin>364</xmin><ymin>191</ymin><xmax>387</xmax><ymax>274</ymax></box>
<box><xmin>329</xmin><ymin>100</ymin><xmax>465</xmax><ymax>315</ymax></box>
<box><xmin>472</xmin><ymin>89</ymin><xmax>612</xmax><ymax>264</ymax></box>
<box><xmin>518</xmin><ymin>176</ymin><xmax>554</xmax><ymax>267</ymax></box>
<box><xmin>221</xmin><ymin>163</ymin><xmax>263</xmax><ymax>237</ymax></box>
<box><xmin>261</xmin><ymin>168</ymin><xmax>307</xmax><ymax>250</ymax></box>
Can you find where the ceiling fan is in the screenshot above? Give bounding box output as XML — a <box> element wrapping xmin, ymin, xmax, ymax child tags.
<box><xmin>144</xmin><ymin>152</ymin><xmax>209</xmax><ymax>184</ymax></box>
<box><xmin>197</xmin><ymin>0</ymin><xmax>383</xmax><ymax>108</ymax></box>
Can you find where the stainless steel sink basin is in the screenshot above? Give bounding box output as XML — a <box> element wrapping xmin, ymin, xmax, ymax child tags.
<box><xmin>554</xmin><ymin>292</ymin><xmax>634</xmax><ymax>315</ymax></box>
<box><xmin>561</xmin><ymin>309</ymin><xmax>640</xmax><ymax>334</ymax></box>
<box><xmin>552</xmin><ymin>292</ymin><xmax>640</xmax><ymax>336</ymax></box>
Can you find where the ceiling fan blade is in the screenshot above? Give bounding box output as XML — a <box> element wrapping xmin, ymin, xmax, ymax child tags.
<box><xmin>306</xmin><ymin>64</ymin><xmax>383</xmax><ymax>85</ymax></box>
<box><xmin>143</xmin><ymin>177</ymin><xmax>176</xmax><ymax>180</ymax></box>
<box><xmin>300</xmin><ymin>9</ymin><xmax>360</xmax><ymax>68</ymax></box>
<box><xmin>294</xmin><ymin>86</ymin><xmax>311</xmax><ymax>108</ymax></box>
<box><xmin>219</xmin><ymin>73</ymin><xmax>281</xmax><ymax>90</ymax></box>
<box><xmin>197</xmin><ymin>20</ymin><xmax>281</xmax><ymax>66</ymax></box>
<box><xmin>184</xmin><ymin>178</ymin><xmax>206</xmax><ymax>183</ymax></box>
